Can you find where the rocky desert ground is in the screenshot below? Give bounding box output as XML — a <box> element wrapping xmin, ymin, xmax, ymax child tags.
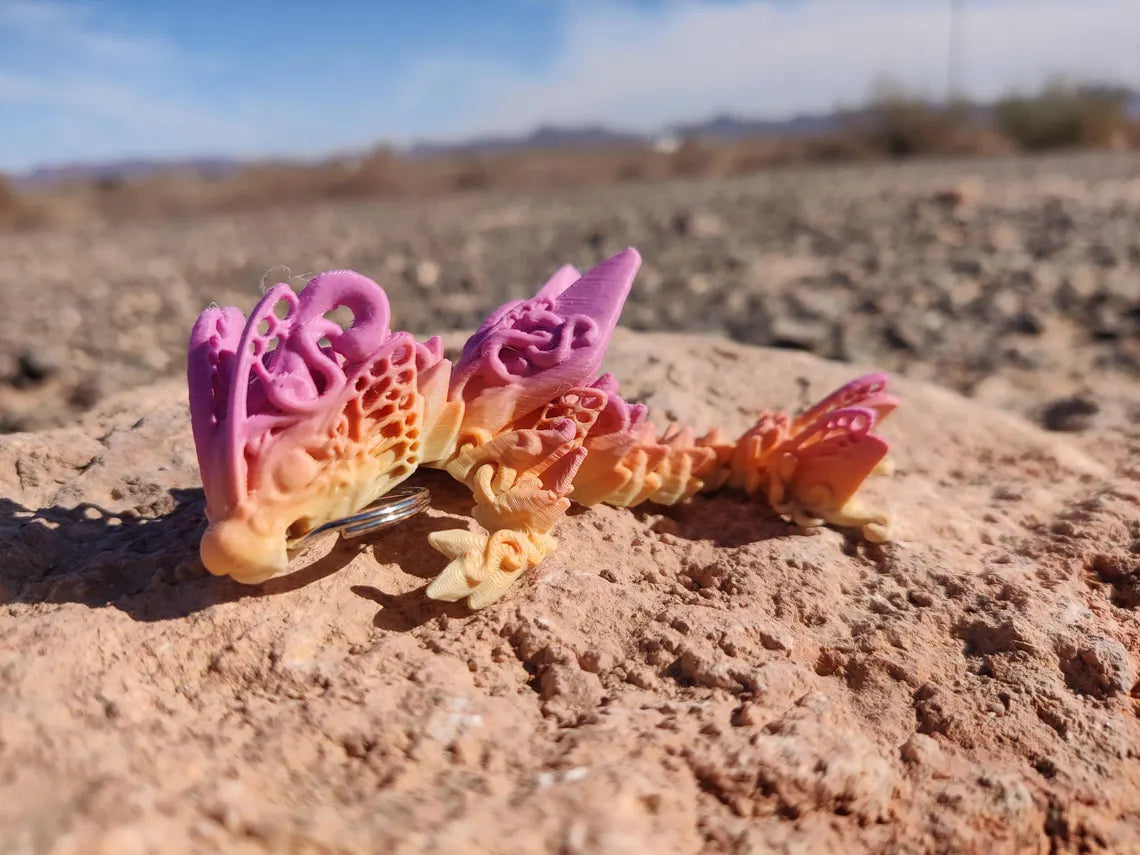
<box><xmin>1</xmin><ymin>151</ymin><xmax>1139</xmax><ymax>853</ymax></box>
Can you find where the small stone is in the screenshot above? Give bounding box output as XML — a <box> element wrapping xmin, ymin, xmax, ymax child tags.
<box><xmin>685</xmin><ymin>274</ymin><xmax>714</xmax><ymax>296</ymax></box>
<box><xmin>624</xmin><ymin>665</ymin><xmax>656</xmax><ymax>690</ymax></box>
<box><xmin>900</xmin><ymin>733</ymin><xmax>944</xmax><ymax>767</ymax></box>
<box><xmin>14</xmin><ymin>348</ymin><xmax>63</xmax><ymax>386</ymax></box>
<box><xmin>540</xmin><ymin>665</ymin><xmax>603</xmax><ymax>724</ymax></box>
<box><xmin>1063</xmin><ymin>266</ymin><xmax>1099</xmax><ymax>300</ymax></box>
<box><xmin>1050</xmin><ymin>519</ymin><xmax>1077</xmax><ymax>537</ymax></box>
<box><xmin>786</xmin><ymin>288</ymin><xmax>845</xmax><ymax>322</ymax></box>
<box><xmin>1041</xmin><ymin>395</ymin><xmax>1099</xmax><ymax>432</ymax></box>
<box><xmin>883</xmin><ymin>321</ymin><xmax>922</xmax><ymax>352</ymax></box>
<box><xmin>732</xmin><ymin>703</ymin><xmax>763</xmax><ymax>727</ymax></box>
<box><xmin>932</xmin><ymin>177</ymin><xmax>983</xmax><ymax>208</ymax></box>
<box><xmin>673</xmin><ymin>209</ymin><xmax>724</xmax><ymax>238</ymax></box>
<box><xmin>992</xmin><ymin>290</ymin><xmax>1021</xmax><ymax>318</ymax></box>
<box><xmin>1007</xmin><ymin>311</ymin><xmax>1044</xmax><ymax>335</ymax></box>
<box><xmin>758</xmin><ymin>628</ymin><xmax>793</xmax><ymax>653</ymax></box>
<box><xmin>769</xmin><ymin>316</ymin><xmax>833</xmax><ymax>352</ymax></box>
<box><xmin>868</xmin><ymin>595</ymin><xmax>897</xmax><ymax>615</ymax></box>
<box><xmin>987</xmin><ymin>223</ymin><xmax>1021</xmax><ymax>252</ymax></box>
<box><xmin>1092</xmin><ymin>303</ymin><xmax>1126</xmax><ymax>340</ymax></box>
<box><xmin>1057</xmin><ymin>637</ymin><xmax>1135</xmax><ymax>698</ymax></box>
<box><xmin>414</xmin><ymin>260</ymin><xmax>440</xmax><ymax>287</ymax></box>
<box><xmin>579</xmin><ymin>647</ymin><xmax>615</xmax><ymax>674</ymax></box>
<box><xmin>908</xmin><ymin>589</ymin><xmax>934</xmax><ymax>607</ymax></box>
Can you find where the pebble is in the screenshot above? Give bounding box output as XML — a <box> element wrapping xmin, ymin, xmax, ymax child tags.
<box><xmin>1041</xmin><ymin>395</ymin><xmax>1099</xmax><ymax>432</ymax></box>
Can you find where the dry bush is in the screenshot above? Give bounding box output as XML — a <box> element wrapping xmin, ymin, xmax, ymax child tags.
<box><xmin>0</xmin><ymin>174</ymin><xmax>54</xmax><ymax>230</ymax></box>
<box><xmin>853</xmin><ymin>84</ymin><xmax>978</xmax><ymax>158</ymax></box>
<box><xmin>995</xmin><ymin>82</ymin><xmax>1131</xmax><ymax>150</ymax></box>
<box><xmin>0</xmin><ymin>174</ymin><xmax>24</xmax><ymax>226</ymax></box>
<box><xmin>0</xmin><ymin>174</ymin><xmax>15</xmax><ymax>206</ymax></box>
<box><xmin>6</xmin><ymin>79</ymin><xmax>1137</xmax><ymax>232</ymax></box>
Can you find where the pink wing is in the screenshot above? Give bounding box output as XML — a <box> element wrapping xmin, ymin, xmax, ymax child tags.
<box><xmin>187</xmin><ymin>270</ymin><xmax>418</xmax><ymax>513</ymax></box>
<box><xmin>450</xmin><ymin>249</ymin><xmax>640</xmax><ymax>433</ymax></box>
<box><xmin>783</xmin><ymin>406</ymin><xmax>889</xmax><ymax>507</ymax></box>
<box><xmin>187</xmin><ymin>305</ymin><xmax>247</xmax><ymax>507</ymax></box>
<box><xmin>793</xmin><ymin>372</ymin><xmax>897</xmax><ymax>432</ymax></box>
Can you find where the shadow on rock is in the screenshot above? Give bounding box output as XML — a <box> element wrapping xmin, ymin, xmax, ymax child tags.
<box><xmin>641</xmin><ymin>491</ymin><xmax>800</xmax><ymax>547</ymax></box>
<box><xmin>351</xmin><ymin>584</ymin><xmax>472</xmax><ymax>632</ymax></box>
<box><xmin>0</xmin><ymin>487</ymin><xmax>359</xmax><ymax>621</ymax></box>
<box><xmin>345</xmin><ymin>470</ymin><xmax>486</xmax><ymax>632</ymax></box>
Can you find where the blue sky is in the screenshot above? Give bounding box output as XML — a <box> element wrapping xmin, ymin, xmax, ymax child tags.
<box><xmin>1</xmin><ymin>0</ymin><xmax>1137</xmax><ymax>173</ymax></box>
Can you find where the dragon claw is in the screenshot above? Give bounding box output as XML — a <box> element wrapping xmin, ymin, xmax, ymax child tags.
<box><xmin>426</xmin><ymin>528</ymin><xmax>557</xmax><ymax>608</ymax></box>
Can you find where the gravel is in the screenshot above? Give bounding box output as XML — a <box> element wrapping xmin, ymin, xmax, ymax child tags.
<box><xmin>1</xmin><ymin>150</ymin><xmax>1138</xmax><ymax>431</ymax></box>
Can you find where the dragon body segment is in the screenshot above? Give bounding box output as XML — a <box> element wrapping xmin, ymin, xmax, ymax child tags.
<box><xmin>188</xmin><ymin>248</ymin><xmax>896</xmax><ymax>608</ymax></box>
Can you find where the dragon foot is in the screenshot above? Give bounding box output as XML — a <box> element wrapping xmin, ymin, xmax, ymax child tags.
<box><xmin>426</xmin><ymin>528</ymin><xmax>558</xmax><ymax>609</ymax></box>
<box><xmin>775</xmin><ymin>498</ymin><xmax>892</xmax><ymax>543</ymax></box>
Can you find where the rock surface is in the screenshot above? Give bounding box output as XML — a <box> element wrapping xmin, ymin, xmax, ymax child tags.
<box><xmin>3</xmin><ymin>333</ymin><xmax>1139</xmax><ymax>854</ymax></box>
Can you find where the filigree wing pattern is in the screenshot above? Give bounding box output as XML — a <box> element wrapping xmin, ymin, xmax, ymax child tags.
<box><xmin>188</xmin><ymin>270</ymin><xmax>436</xmax><ymax>583</ymax></box>
<box><xmin>767</xmin><ymin>391</ymin><xmax>894</xmax><ymax>541</ymax></box>
<box><xmin>792</xmin><ymin>372</ymin><xmax>898</xmax><ymax>431</ymax></box>
<box><xmin>449</xmin><ymin>248</ymin><xmax>641</xmax><ymax>437</ymax></box>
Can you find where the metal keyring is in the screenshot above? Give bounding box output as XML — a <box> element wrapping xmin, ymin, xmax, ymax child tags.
<box><xmin>286</xmin><ymin>486</ymin><xmax>431</xmax><ymax>551</ymax></box>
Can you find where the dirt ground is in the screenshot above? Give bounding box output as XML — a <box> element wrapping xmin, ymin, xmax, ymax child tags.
<box><xmin>2</xmin><ymin>151</ymin><xmax>1138</xmax><ymax>431</ymax></box>
<box><xmin>2</xmin><ymin>153</ymin><xmax>1139</xmax><ymax>853</ymax></box>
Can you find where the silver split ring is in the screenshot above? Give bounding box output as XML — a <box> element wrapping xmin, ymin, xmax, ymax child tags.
<box><xmin>286</xmin><ymin>486</ymin><xmax>431</xmax><ymax>551</ymax></box>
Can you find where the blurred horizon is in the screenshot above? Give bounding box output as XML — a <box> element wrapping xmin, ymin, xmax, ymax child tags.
<box><xmin>2</xmin><ymin>0</ymin><xmax>1139</xmax><ymax>175</ymax></box>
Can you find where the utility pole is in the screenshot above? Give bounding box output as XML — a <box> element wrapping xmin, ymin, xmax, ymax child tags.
<box><xmin>948</xmin><ymin>0</ymin><xmax>964</xmax><ymax>103</ymax></box>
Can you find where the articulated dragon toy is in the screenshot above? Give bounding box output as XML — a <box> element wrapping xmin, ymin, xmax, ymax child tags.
<box><xmin>188</xmin><ymin>249</ymin><xmax>896</xmax><ymax>609</ymax></box>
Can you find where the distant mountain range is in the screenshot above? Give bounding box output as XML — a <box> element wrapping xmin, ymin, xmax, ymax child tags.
<box><xmin>407</xmin><ymin>123</ymin><xmax>649</xmax><ymax>156</ymax></box>
<box><xmin>14</xmin><ymin>157</ymin><xmax>244</xmax><ymax>188</ymax></box>
<box><xmin>8</xmin><ymin>111</ymin><xmax>861</xmax><ymax>187</ymax></box>
<box><xmin>672</xmin><ymin>111</ymin><xmax>843</xmax><ymax>140</ymax></box>
<box><xmin>12</xmin><ymin>87</ymin><xmax>1140</xmax><ymax>188</ymax></box>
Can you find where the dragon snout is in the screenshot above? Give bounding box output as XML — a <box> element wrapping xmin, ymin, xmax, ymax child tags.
<box><xmin>199</xmin><ymin>516</ymin><xmax>290</xmax><ymax>585</ymax></box>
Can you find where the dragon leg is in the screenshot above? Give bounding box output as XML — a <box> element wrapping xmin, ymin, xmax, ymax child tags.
<box><xmin>426</xmin><ymin>388</ymin><xmax>606</xmax><ymax>609</ymax></box>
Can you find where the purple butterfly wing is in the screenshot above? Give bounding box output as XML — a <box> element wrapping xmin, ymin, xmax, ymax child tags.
<box><xmin>451</xmin><ymin>248</ymin><xmax>640</xmax><ymax>433</ymax></box>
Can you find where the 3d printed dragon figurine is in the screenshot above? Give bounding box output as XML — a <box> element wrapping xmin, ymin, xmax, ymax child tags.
<box><xmin>188</xmin><ymin>248</ymin><xmax>897</xmax><ymax>609</ymax></box>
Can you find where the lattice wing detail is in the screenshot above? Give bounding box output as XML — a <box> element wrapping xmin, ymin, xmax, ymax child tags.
<box><xmin>188</xmin><ymin>270</ymin><xmax>436</xmax><ymax>583</ymax></box>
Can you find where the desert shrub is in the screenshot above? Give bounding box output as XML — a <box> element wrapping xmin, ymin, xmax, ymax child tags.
<box><xmin>0</xmin><ymin>173</ymin><xmax>52</xmax><ymax>229</ymax></box>
<box><xmin>796</xmin><ymin>134</ymin><xmax>875</xmax><ymax>163</ymax></box>
<box><xmin>669</xmin><ymin>137</ymin><xmax>717</xmax><ymax>176</ymax></box>
<box><xmin>450</xmin><ymin>156</ymin><xmax>493</xmax><ymax>190</ymax></box>
<box><xmin>857</xmin><ymin>83</ymin><xmax>970</xmax><ymax>157</ymax></box>
<box><xmin>995</xmin><ymin>81</ymin><xmax>1129</xmax><ymax>150</ymax></box>
<box><xmin>94</xmin><ymin>174</ymin><xmax>125</xmax><ymax>193</ymax></box>
<box><xmin>668</xmin><ymin>137</ymin><xmax>740</xmax><ymax>178</ymax></box>
<box><xmin>0</xmin><ymin>172</ymin><xmax>19</xmax><ymax>221</ymax></box>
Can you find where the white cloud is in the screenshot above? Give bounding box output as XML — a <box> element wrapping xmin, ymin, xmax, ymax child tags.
<box><xmin>0</xmin><ymin>72</ymin><xmax>237</xmax><ymax>134</ymax></box>
<box><xmin>3</xmin><ymin>0</ymin><xmax>1139</xmax><ymax>171</ymax></box>
<box><xmin>0</xmin><ymin>0</ymin><xmax>254</xmax><ymax>170</ymax></box>
<box><xmin>0</xmin><ymin>0</ymin><xmax>175</xmax><ymax>66</ymax></box>
<box><xmin>445</xmin><ymin>0</ymin><xmax>1140</xmax><ymax>138</ymax></box>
